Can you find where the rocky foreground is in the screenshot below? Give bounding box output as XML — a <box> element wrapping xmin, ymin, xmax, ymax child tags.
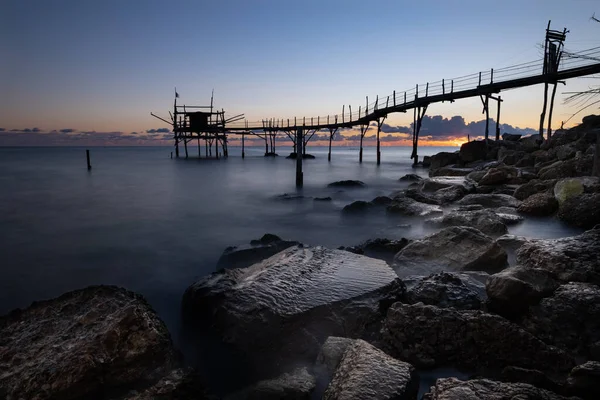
<box><xmin>1</xmin><ymin>116</ymin><xmax>600</xmax><ymax>399</ymax></box>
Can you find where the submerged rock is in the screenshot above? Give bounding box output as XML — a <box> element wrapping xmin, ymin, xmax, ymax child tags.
<box><xmin>182</xmin><ymin>246</ymin><xmax>405</xmax><ymax>372</ymax></box>
<box><xmin>327</xmin><ymin>180</ymin><xmax>365</xmax><ymax>188</ymax></box>
<box><xmin>323</xmin><ymin>339</ymin><xmax>419</xmax><ymax>400</ymax></box>
<box><xmin>217</xmin><ymin>234</ymin><xmax>300</xmax><ymax>270</ymax></box>
<box><xmin>392</xmin><ymin>226</ymin><xmax>508</xmax><ymax>278</ymax></box>
<box><xmin>516</xmin><ymin>227</ymin><xmax>600</xmax><ymax>285</ymax></box>
<box><xmin>342</xmin><ymin>238</ymin><xmax>410</xmax><ymax>264</ymax></box>
<box><xmin>382</xmin><ymin>302</ymin><xmax>575</xmax><ymax>373</ymax></box>
<box><xmin>342</xmin><ymin>200</ymin><xmax>373</xmax><ymax>214</ymax></box>
<box><xmin>457</xmin><ymin>193</ymin><xmax>522</xmax><ymax>209</ymax></box>
<box><xmin>405</xmin><ymin>272</ymin><xmax>487</xmax><ymax>310</ymax></box>
<box><xmin>405</xmin><ymin>178</ymin><xmax>472</xmax><ymax>205</ymax></box>
<box><xmin>124</xmin><ymin>369</ymin><xmax>217</xmax><ymax>400</ymax></box>
<box><xmin>425</xmin><ymin>209</ymin><xmax>508</xmax><ymax>236</ymax></box>
<box><xmin>422</xmin><ymin>377</ymin><xmax>574</xmax><ymax>400</ymax></box>
<box><xmin>0</xmin><ymin>286</ymin><xmax>179</xmax><ymax>400</ymax></box>
<box><xmin>400</xmin><ymin>173</ymin><xmax>423</xmax><ymax>181</ymax></box>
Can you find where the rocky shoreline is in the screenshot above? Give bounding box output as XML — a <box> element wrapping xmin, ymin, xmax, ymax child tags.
<box><xmin>2</xmin><ymin>115</ymin><xmax>600</xmax><ymax>399</ymax></box>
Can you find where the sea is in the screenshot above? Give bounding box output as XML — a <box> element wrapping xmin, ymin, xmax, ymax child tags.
<box><xmin>0</xmin><ymin>145</ymin><xmax>582</xmax><ymax>394</ymax></box>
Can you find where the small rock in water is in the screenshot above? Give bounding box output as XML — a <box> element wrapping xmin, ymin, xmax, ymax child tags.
<box><xmin>314</xmin><ymin>196</ymin><xmax>332</xmax><ymax>202</ymax></box>
<box><xmin>386</xmin><ymin>195</ymin><xmax>443</xmax><ymax>217</ymax></box>
<box><xmin>327</xmin><ymin>180</ymin><xmax>366</xmax><ymax>188</ymax></box>
<box><xmin>342</xmin><ymin>200</ymin><xmax>373</xmax><ymax>214</ymax></box>
<box><xmin>424</xmin><ymin>209</ymin><xmax>508</xmax><ymax>236</ymax></box>
<box><xmin>400</xmin><ymin>173</ymin><xmax>423</xmax><ymax>181</ymax></box>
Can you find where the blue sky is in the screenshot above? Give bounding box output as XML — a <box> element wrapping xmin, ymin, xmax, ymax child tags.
<box><xmin>1</xmin><ymin>0</ymin><xmax>599</xmax><ymax>140</ymax></box>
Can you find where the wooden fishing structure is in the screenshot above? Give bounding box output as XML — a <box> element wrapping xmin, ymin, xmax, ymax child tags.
<box><xmin>151</xmin><ymin>22</ymin><xmax>600</xmax><ymax>186</ymax></box>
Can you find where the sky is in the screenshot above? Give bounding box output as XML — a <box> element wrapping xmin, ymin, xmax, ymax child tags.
<box><xmin>1</xmin><ymin>0</ymin><xmax>599</xmax><ymax>146</ymax></box>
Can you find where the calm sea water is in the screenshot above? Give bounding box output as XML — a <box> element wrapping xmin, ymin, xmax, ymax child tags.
<box><xmin>0</xmin><ymin>145</ymin><xmax>581</xmax><ymax>353</ymax></box>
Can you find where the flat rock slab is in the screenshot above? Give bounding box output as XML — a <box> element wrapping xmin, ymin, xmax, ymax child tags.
<box><xmin>516</xmin><ymin>227</ymin><xmax>600</xmax><ymax>285</ymax></box>
<box><xmin>0</xmin><ymin>286</ymin><xmax>178</xmax><ymax>400</ymax></box>
<box><xmin>182</xmin><ymin>246</ymin><xmax>404</xmax><ymax>369</ymax></box>
<box><xmin>457</xmin><ymin>193</ymin><xmax>522</xmax><ymax>209</ymax></box>
<box><xmin>386</xmin><ymin>195</ymin><xmax>443</xmax><ymax>217</ymax></box>
<box><xmin>422</xmin><ymin>378</ymin><xmax>576</xmax><ymax>400</ymax></box>
<box><xmin>382</xmin><ymin>302</ymin><xmax>575</xmax><ymax>373</ymax></box>
<box><xmin>323</xmin><ymin>339</ymin><xmax>418</xmax><ymax>400</ymax></box>
<box><xmin>425</xmin><ymin>209</ymin><xmax>508</xmax><ymax>236</ymax></box>
<box><xmin>392</xmin><ymin>226</ymin><xmax>507</xmax><ymax>278</ymax></box>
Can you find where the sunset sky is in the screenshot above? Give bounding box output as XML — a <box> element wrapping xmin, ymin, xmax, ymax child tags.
<box><xmin>1</xmin><ymin>0</ymin><xmax>599</xmax><ymax>146</ymax></box>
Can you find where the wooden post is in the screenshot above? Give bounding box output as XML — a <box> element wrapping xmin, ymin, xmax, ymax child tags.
<box><xmin>170</xmin><ymin>152</ymin><xmax>173</xmax><ymax>159</ymax></box>
<box><xmin>184</xmin><ymin>138</ymin><xmax>189</xmax><ymax>159</ymax></box>
<box><xmin>296</xmin><ymin>128</ymin><xmax>303</xmax><ymax>187</ymax></box>
<box><xmin>393</xmin><ymin>90</ymin><xmax>396</xmax><ymax>106</ymax></box>
<box><xmin>86</xmin><ymin>149</ymin><xmax>91</xmax><ymax>170</ymax></box>
<box><xmin>328</xmin><ymin>128</ymin><xmax>333</xmax><ymax>162</ymax></box>
<box><xmin>197</xmin><ymin>137</ymin><xmax>201</xmax><ymax>157</ymax></box>
<box><xmin>484</xmin><ymin>95</ymin><xmax>490</xmax><ymax>141</ymax></box>
<box><xmin>359</xmin><ymin>126</ymin><xmax>364</xmax><ymax>163</ymax></box>
<box><xmin>242</xmin><ymin>133</ymin><xmax>245</xmax><ymax>158</ymax></box>
<box><xmin>175</xmin><ymin>138</ymin><xmax>179</xmax><ymax>158</ymax></box>
<box><xmin>342</xmin><ymin>105</ymin><xmax>345</xmax><ymax>123</ymax></box>
<box><xmin>205</xmin><ymin>136</ymin><xmax>208</xmax><ymax>157</ymax></box>
<box><xmin>539</xmin><ymin>82</ymin><xmax>549</xmax><ymax>139</ymax></box>
<box><xmin>442</xmin><ymin>79</ymin><xmax>445</xmax><ymax>95</ymax></box>
<box><xmin>593</xmin><ymin>132</ymin><xmax>600</xmax><ymax>177</ymax></box>
<box><xmin>377</xmin><ymin>118</ymin><xmax>384</xmax><ymax>165</ymax></box>
<box><xmin>496</xmin><ymin>96</ymin><xmax>502</xmax><ymax>141</ymax></box>
<box><xmin>349</xmin><ymin>105</ymin><xmax>352</xmax><ymax>122</ymax></box>
<box><xmin>547</xmin><ymin>82</ymin><xmax>558</xmax><ymax>139</ymax></box>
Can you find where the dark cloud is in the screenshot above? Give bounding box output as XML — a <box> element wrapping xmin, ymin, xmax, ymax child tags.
<box><xmin>59</xmin><ymin>128</ymin><xmax>75</xmax><ymax>133</ymax></box>
<box><xmin>130</xmin><ymin>131</ymin><xmax>138</xmax><ymax>135</ymax></box>
<box><xmin>380</xmin><ymin>123</ymin><xmax>411</xmax><ymax>134</ymax></box>
<box><xmin>0</xmin><ymin>128</ymin><xmax>5</xmax><ymax>132</ymax></box>
<box><xmin>146</xmin><ymin>128</ymin><xmax>171</xmax><ymax>134</ymax></box>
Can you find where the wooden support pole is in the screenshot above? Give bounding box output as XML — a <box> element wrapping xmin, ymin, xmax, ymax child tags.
<box><xmin>539</xmin><ymin>82</ymin><xmax>549</xmax><ymax>139</ymax></box>
<box><xmin>349</xmin><ymin>105</ymin><xmax>352</xmax><ymax>122</ymax></box>
<box><xmin>451</xmin><ymin>80</ymin><xmax>454</xmax><ymax>93</ymax></box>
<box><xmin>426</xmin><ymin>82</ymin><xmax>429</xmax><ymax>97</ymax></box>
<box><xmin>328</xmin><ymin>128</ymin><xmax>334</xmax><ymax>162</ymax></box>
<box><xmin>376</xmin><ymin>117</ymin><xmax>385</xmax><ymax>166</ymax></box>
<box><xmin>205</xmin><ymin>136</ymin><xmax>208</xmax><ymax>157</ymax></box>
<box><xmin>393</xmin><ymin>91</ymin><xmax>396</xmax><ymax>106</ymax></box>
<box><xmin>496</xmin><ymin>96</ymin><xmax>502</xmax><ymax>141</ymax></box>
<box><xmin>359</xmin><ymin>125</ymin><xmax>364</xmax><ymax>163</ymax></box>
<box><xmin>342</xmin><ymin>105</ymin><xmax>345</xmax><ymax>123</ymax></box>
<box><xmin>175</xmin><ymin>138</ymin><xmax>179</xmax><ymax>158</ymax></box>
<box><xmin>184</xmin><ymin>138</ymin><xmax>188</xmax><ymax>159</ymax></box>
<box><xmin>484</xmin><ymin>95</ymin><xmax>490</xmax><ymax>141</ymax></box>
<box><xmin>242</xmin><ymin>133</ymin><xmax>245</xmax><ymax>158</ymax></box>
<box><xmin>547</xmin><ymin>82</ymin><xmax>558</xmax><ymax>139</ymax></box>
<box><xmin>197</xmin><ymin>137</ymin><xmax>201</xmax><ymax>157</ymax></box>
<box><xmin>86</xmin><ymin>149</ymin><xmax>91</xmax><ymax>170</ymax></box>
<box><xmin>442</xmin><ymin>79</ymin><xmax>445</xmax><ymax>95</ymax></box>
<box><xmin>296</xmin><ymin>128</ymin><xmax>303</xmax><ymax>187</ymax></box>
<box><xmin>478</xmin><ymin>72</ymin><xmax>482</xmax><ymax>86</ymax></box>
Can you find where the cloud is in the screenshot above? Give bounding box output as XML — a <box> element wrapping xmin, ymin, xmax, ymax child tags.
<box><xmin>0</xmin><ymin>128</ymin><xmax>4</xmax><ymax>132</ymax></box>
<box><xmin>380</xmin><ymin>123</ymin><xmax>411</xmax><ymax>134</ymax></box>
<box><xmin>59</xmin><ymin>128</ymin><xmax>75</xmax><ymax>133</ymax></box>
<box><xmin>146</xmin><ymin>128</ymin><xmax>171</xmax><ymax>134</ymax></box>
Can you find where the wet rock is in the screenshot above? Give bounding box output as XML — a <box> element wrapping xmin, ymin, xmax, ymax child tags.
<box><xmin>217</xmin><ymin>235</ymin><xmax>300</xmax><ymax>270</ymax></box>
<box><xmin>124</xmin><ymin>369</ymin><xmax>218</xmax><ymax>400</ymax></box>
<box><xmin>567</xmin><ymin>361</ymin><xmax>600</xmax><ymax>400</ymax></box>
<box><xmin>400</xmin><ymin>173</ymin><xmax>423</xmax><ymax>181</ymax></box>
<box><xmin>479</xmin><ymin>167</ymin><xmax>519</xmax><ymax>186</ymax></box>
<box><xmin>516</xmin><ymin>227</ymin><xmax>600</xmax><ymax>285</ymax></box>
<box><xmin>485</xmin><ymin>265</ymin><xmax>559</xmax><ymax>319</ymax></box>
<box><xmin>515</xmin><ymin>153</ymin><xmax>536</xmax><ymax>168</ymax></box>
<box><xmin>405</xmin><ymin>272</ymin><xmax>487</xmax><ymax>310</ymax></box>
<box><xmin>342</xmin><ymin>200</ymin><xmax>373</xmax><ymax>214</ymax></box>
<box><xmin>343</xmin><ymin>238</ymin><xmax>410</xmax><ymax>264</ymax></box>
<box><xmin>457</xmin><ymin>193</ymin><xmax>522</xmax><ymax>208</ymax></box>
<box><xmin>314</xmin><ymin>196</ymin><xmax>333</xmax><ymax>202</ymax></box>
<box><xmin>182</xmin><ymin>246</ymin><xmax>406</xmax><ymax>372</ymax></box>
<box><xmin>522</xmin><ymin>282</ymin><xmax>600</xmax><ymax>359</ymax></box>
<box><xmin>502</xmin><ymin>132</ymin><xmax>522</xmax><ymax>142</ymax></box>
<box><xmin>315</xmin><ymin>337</ymin><xmax>355</xmax><ymax>377</ymax></box>
<box><xmin>386</xmin><ymin>195</ymin><xmax>443</xmax><ymax>217</ymax></box>
<box><xmin>498</xmin><ymin>149</ymin><xmax>526</xmax><ymax>166</ymax></box>
<box><xmin>429</xmin><ymin>151</ymin><xmax>460</xmax><ymax>170</ymax></box>
<box><xmin>228</xmin><ymin>367</ymin><xmax>316</xmax><ymax>400</ymax></box>
<box><xmin>422</xmin><ymin>155</ymin><xmax>432</xmax><ymax>167</ymax></box>
<box><xmin>422</xmin><ymin>377</ymin><xmax>574</xmax><ymax>400</ymax></box>
<box><xmin>276</xmin><ymin>193</ymin><xmax>305</xmax><ymax>200</ymax></box>
<box><xmin>429</xmin><ymin>167</ymin><xmax>474</xmax><ymax>177</ymax></box>
<box><xmin>405</xmin><ymin>182</ymin><xmax>470</xmax><ymax>205</ymax></box>
<box><xmin>382</xmin><ymin>303</ymin><xmax>575</xmax><ymax>373</ymax></box>
<box><xmin>520</xmin><ymin>134</ymin><xmax>544</xmax><ymax>152</ymax></box>
<box><xmin>514</xmin><ymin>179</ymin><xmax>557</xmax><ymax>200</ymax></box>
<box><xmin>371</xmin><ymin>195</ymin><xmax>393</xmax><ymax>206</ymax></box>
<box><xmin>517</xmin><ymin>192</ymin><xmax>559</xmax><ymax>216</ymax></box>
<box><xmin>495</xmin><ymin>206</ymin><xmax>519</xmax><ymax>215</ymax></box>
<box><xmin>553</xmin><ymin>177</ymin><xmax>600</xmax><ymax>205</ymax></box>
<box><xmin>327</xmin><ymin>180</ymin><xmax>366</xmax><ymax>188</ymax></box>
<box><xmin>466</xmin><ymin>169</ymin><xmax>487</xmax><ymax>183</ymax></box>
<box><xmin>558</xmin><ymin>193</ymin><xmax>600</xmax><ymax>229</ymax></box>
<box><xmin>392</xmin><ymin>226</ymin><xmax>508</xmax><ymax>278</ymax></box>
<box><xmin>538</xmin><ymin>155</ymin><xmax>594</xmax><ymax>180</ymax></box>
<box><xmin>323</xmin><ymin>339</ymin><xmax>418</xmax><ymax>400</ymax></box>
<box><xmin>0</xmin><ymin>286</ymin><xmax>178</xmax><ymax>400</ymax></box>
<box><xmin>287</xmin><ymin>153</ymin><xmax>315</xmax><ymax>159</ymax></box>
<box><xmin>495</xmin><ymin>234</ymin><xmax>531</xmax><ymax>265</ymax></box>
<box><xmin>495</xmin><ymin>212</ymin><xmax>525</xmax><ymax>225</ymax></box>
<box><xmin>424</xmin><ymin>209</ymin><xmax>508</xmax><ymax>236</ymax></box>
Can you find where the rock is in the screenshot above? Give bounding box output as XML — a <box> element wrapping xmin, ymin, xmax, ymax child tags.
<box><xmin>405</xmin><ymin>182</ymin><xmax>470</xmax><ymax>205</ymax></box>
<box><xmin>424</xmin><ymin>209</ymin><xmax>508</xmax><ymax>236</ymax></box>
<box><xmin>522</xmin><ymin>282</ymin><xmax>600</xmax><ymax>358</ymax></box>
<box><xmin>460</xmin><ymin>140</ymin><xmax>489</xmax><ymax>163</ymax></box>
<box><xmin>124</xmin><ymin>369</ymin><xmax>218</xmax><ymax>400</ymax></box>
<box><xmin>371</xmin><ymin>195</ymin><xmax>393</xmax><ymax>206</ymax></box>
<box><xmin>502</xmin><ymin>132</ymin><xmax>522</xmax><ymax>142</ymax></box>
<box><xmin>466</xmin><ymin>170</ymin><xmax>487</xmax><ymax>182</ymax></box>
<box><xmin>315</xmin><ymin>196</ymin><xmax>332</xmax><ymax>202</ymax></box>
<box><xmin>182</xmin><ymin>246</ymin><xmax>406</xmax><ymax>372</ymax></box>
<box><xmin>323</xmin><ymin>339</ymin><xmax>419</xmax><ymax>400</ymax></box>
<box><xmin>382</xmin><ymin>303</ymin><xmax>575</xmax><ymax>373</ymax></box>
<box><xmin>500</xmin><ymin>366</ymin><xmax>563</xmax><ymax>394</ymax></box>
<box><xmin>217</xmin><ymin>236</ymin><xmax>300</xmax><ymax>270</ymax></box>
<box><xmin>228</xmin><ymin>367</ymin><xmax>316</xmax><ymax>400</ymax></box>
<box><xmin>0</xmin><ymin>286</ymin><xmax>178</xmax><ymax>400</ymax></box>
<box><xmin>495</xmin><ymin>212</ymin><xmax>525</xmax><ymax>225</ymax></box>
<box><xmin>344</xmin><ymin>238</ymin><xmax>410</xmax><ymax>264</ymax></box>
<box><xmin>479</xmin><ymin>167</ymin><xmax>520</xmax><ymax>186</ymax></box>
<box><xmin>429</xmin><ymin>167</ymin><xmax>474</xmax><ymax>177</ymax></box>
<box><xmin>287</xmin><ymin>153</ymin><xmax>316</xmax><ymax>159</ymax></box>
<box><xmin>400</xmin><ymin>173</ymin><xmax>423</xmax><ymax>181</ymax></box>
<box><xmin>485</xmin><ymin>265</ymin><xmax>559</xmax><ymax>319</ymax></box>
<box><xmin>520</xmin><ymin>134</ymin><xmax>543</xmax><ymax>152</ymax></box>
<box><xmin>554</xmin><ymin>177</ymin><xmax>600</xmax><ymax>205</ymax></box>
<box><xmin>315</xmin><ymin>337</ymin><xmax>355</xmax><ymax>377</ymax></box>
<box><xmin>498</xmin><ymin>149</ymin><xmax>526</xmax><ymax>166</ymax></box>
<box><xmin>429</xmin><ymin>151</ymin><xmax>460</xmax><ymax>170</ymax></box>
<box><xmin>327</xmin><ymin>180</ymin><xmax>365</xmax><ymax>188</ymax></box>
<box><xmin>457</xmin><ymin>193</ymin><xmax>522</xmax><ymax>208</ymax></box>
<box><xmin>422</xmin><ymin>155</ymin><xmax>432</xmax><ymax>167</ymax></box>
<box><xmin>538</xmin><ymin>155</ymin><xmax>594</xmax><ymax>180</ymax></box>
<box><xmin>514</xmin><ymin>179</ymin><xmax>557</xmax><ymax>200</ymax></box>
<box><xmin>556</xmin><ymin>144</ymin><xmax>577</xmax><ymax>161</ymax></box>
<box><xmin>558</xmin><ymin>193</ymin><xmax>600</xmax><ymax>228</ymax></box>
<box><xmin>405</xmin><ymin>272</ymin><xmax>486</xmax><ymax>310</ymax></box>
<box><xmin>342</xmin><ymin>200</ymin><xmax>373</xmax><ymax>214</ymax></box>
<box><xmin>422</xmin><ymin>377</ymin><xmax>574</xmax><ymax>400</ymax></box>
<box><xmin>517</xmin><ymin>192</ymin><xmax>559</xmax><ymax>216</ymax></box>
<box><xmin>386</xmin><ymin>195</ymin><xmax>443</xmax><ymax>217</ymax></box>
<box><xmin>516</xmin><ymin>227</ymin><xmax>600</xmax><ymax>285</ymax></box>
<box><xmin>515</xmin><ymin>154</ymin><xmax>536</xmax><ymax>168</ymax></box>
<box><xmin>392</xmin><ymin>226</ymin><xmax>508</xmax><ymax>278</ymax></box>
<box><xmin>567</xmin><ymin>361</ymin><xmax>600</xmax><ymax>400</ymax></box>
<box><xmin>495</xmin><ymin>234</ymin><xmax>531</xmax><ymax>265</ymax></box>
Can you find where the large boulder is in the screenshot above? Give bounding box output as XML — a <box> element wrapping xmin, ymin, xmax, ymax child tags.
<box><xmin>228</xmin><ymin>367</ymin><xmax>316</xmax><ymax>400</ymax></box>
<box><xmin>429</xmin><ymin>167</ymin><xmax>474</xmax><ymax>177</ymax></box>
<box><xmin>422</xmin><ymin>377</ymin><xmax>574</xmax><ymax>400</ymax></box>
<box><xmin>404</xmin><ymin>272</ymin><xmax>487</xmax><ymax>310</ymax></box>
<box><xmin>558</xmin><ymin>193</ymin><xmax>600</xmax><ymax>229</ymax></box>
<box><xmin>516</xmin><ymin>227</ymin><xmax>600</xmax><ymax>285</ymax></box>
<box><xmin>392</xmin><ymin>226</ymin><xmax>508</xmax><ymax>278</ymax></box>
<box><xmin>457</xmin><ymin>193</ymin><xmax>522</xmax><ymax>209</ymax></box>
<box><xmin>514</xmin><ymin>179</ymin><xmax>557</xmax><ymax>200</ymax></box>
<box><xmin>567</xmin><ymin>361</ymin><xmax>600</xmax><ymax>400</ymax></box>
<box><xmin>553</xmin><ymin>177</ymin><xmax>600</xmax><ymax>205</ymax></box>
<box><xmin>519</xmin><ymin>134</ymin><xmax>543</xmax><ymax>152</ymax></box>
<box><xmin>217</xmin><ymin>234</ymin><xmax>300</xmax><ymax>269</ymax></box>
<box><xmin>517</xmin><ymin>192</ymin><xmax>559</xmax><ymax>216</ymax></box>
<box><xmin>0</xmin><ymin>286</ymin><xmax>179</xmax><ymax>400</ymax></box>
<box><xmin>315</xmin><ymin>337</ymin><xmax>355</xmax><ymax>377</ymax></box>
<box><xmin>429</xmin><ymin>152</ymin><xmax>460</xmax><ymax>171</ymax></box>
<box><xmin>405</xmin><ymin>178</ymin><xmax>472</xmax><ymax>205</ymax></box>
<box><xmin>538</xmin><ymin>155</ymin><xmax>594</xmax><ymax>180</ymax></box>
<box><xmin>323</xmin><ymin>339</ymin><xmax>419</xmax><ymax>400</ymax></box>
<box><xmin>182</xmin><ymin>246</ymin><xmax>406</xmax><ymax>372</ymax></box>
<box><xmin>386</xmin><ymin>195</ymin><xmax>443</xmax><ymax>217</ymax></box>
<box><xmin>479</xmin><ymin>166</ymin><xmax>520</xmax><ymax>186</ymax></box>
<box><xmin>382</xmin><ymin>302</ymin><xmax>575</xmax><ymax>373</ymax></box>
<box><xmin>425</xmin><ymin>209</ymin><xmax>508</xmax><ymax>236</ymax></box>
<box><xmin>522</xmin><ymin>282</ymin><xmax>600</xmax><ymax>359</ymax></box>
<box><xmin>485</xmin><ymin>265</ymin><xmax>559</xmax><ymax>319</ymax></box>
<box><xmin>342</xmin><ymin>200</ymin><xmax>373</xmax><ymax>214</ymax></box>
<box><xmin>124</xmin><ymin>369</ymin><xmax>217</xmax><ymax>400</ymax></box>
<box><xmin>460</xmin><ymin>140</ymin><xmax>489</xmax><ymax>163</ymax></box>
<box><xmin>502</xmin><ymin>133</ymin><xmax>522</xmax><ymax>142</ymax></box>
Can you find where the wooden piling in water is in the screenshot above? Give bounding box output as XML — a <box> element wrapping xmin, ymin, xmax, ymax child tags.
<box><xmin>86</xmin><ymin>149</ymin><xmax>91</xmax><ymax>170</ymax></box>
<box><xmin>296</xmin><ymin>128</ymin><xmax>303</xmax><ymax>187</ymax></box>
